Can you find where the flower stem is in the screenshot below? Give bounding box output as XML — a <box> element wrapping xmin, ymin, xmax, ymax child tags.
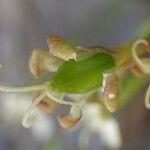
<box><xmin>0</xmin><ymin>83</ymin><xmax>48</xmax><ymax>92</ymax></box>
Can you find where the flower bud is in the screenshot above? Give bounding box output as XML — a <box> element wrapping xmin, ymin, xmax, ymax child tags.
<box><xmin>47</xmin><ymin>35</ymin><xmax>77</xmax><ymax>61</ymax></box>
<box><xmin>29</xmin><ymin>48</ymin><xmax>62</xmax><ymax>78</ymax></box>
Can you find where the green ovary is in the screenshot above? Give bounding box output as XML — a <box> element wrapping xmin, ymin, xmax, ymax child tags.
<box><xmin>49</xmin><ymin>53</ymin><xmax>115</xmax><ymax>93</ymax></box>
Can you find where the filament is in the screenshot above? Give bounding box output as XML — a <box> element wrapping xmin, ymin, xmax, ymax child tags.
<box><xmin>0</xmin><ymin>84</ymin><xmax>48</xmax><ymax>92</ymax></box>
<box><xmin>47</xmin><ymin>91</ymin><xmax>80</xmax><ymax>106</ymax></box>
<box><xmin>132</xmin><ymin>39</ymin><xmax>149</xmax><ymax>73</ymax></box>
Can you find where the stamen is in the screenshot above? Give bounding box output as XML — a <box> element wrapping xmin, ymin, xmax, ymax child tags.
<box><xmin>145</xmin><ymin>85</ymin><xmax>150</xmax><ymax>109</ymax></box>
<box><xmin>132</xmin><ymin>39</ymin><xmax>150</xmax><ymax>74</ymax></box>
<box><xmin>0</xmin><ymin>84</ymin><xmax>48</xmax><ymax>92</ymax></box>
<box><xmin>22</xmin><ymin>91</ymin><xmax>47</xmax><ymax>128</ymax></box>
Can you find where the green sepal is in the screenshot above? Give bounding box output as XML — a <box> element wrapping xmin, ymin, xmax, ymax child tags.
<box><xmin>49</xmin><ymin>53</ymin><xmax>115</xmax><ymax>93</ymax></box>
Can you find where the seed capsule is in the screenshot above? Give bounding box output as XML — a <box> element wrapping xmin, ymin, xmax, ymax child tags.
<box><xmin>101</xmin><ymin>73</ymin><xmax>119</xmax><ymax>112</ymax></box>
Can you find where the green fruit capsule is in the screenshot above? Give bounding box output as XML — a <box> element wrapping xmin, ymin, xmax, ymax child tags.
<box><xmin>49</xmin><ymin>53</ymin><xmax>115</xmax><ymax>93</ymax></box>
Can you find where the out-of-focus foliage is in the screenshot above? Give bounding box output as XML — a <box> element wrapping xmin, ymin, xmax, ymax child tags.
<box><xmin>119</xmin><ymin>73</ymin><xmax>149</xmax><ymax>108</ymax></box>
<box><xmin>137</xmin><ymin>20</ymin><xmax>150</xmax><ymax>40</ymax></box>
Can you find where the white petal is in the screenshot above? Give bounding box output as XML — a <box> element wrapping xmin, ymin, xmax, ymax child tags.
<box><xmin>82</xmin><ymin>104</ymin><xmax>122</xmax><ymax>149</ymax></box>
<box><xmin>1</xmin><ymin>93</ymin><xmax>31</xmax><ymax>123</ymax></box>
<box><xmin>99</xmin><ymin>118</ymin><xmax>122</xmax><ymax>149</ymax></box>
<box><xmin>31</xmin><ymin>113</ymin><xmax>55</xmax><ymax>141</ymax></box>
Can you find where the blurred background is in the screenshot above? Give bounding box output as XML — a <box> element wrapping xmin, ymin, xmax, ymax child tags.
<box><xmin>0</xmin><ymin>0</ymin><xmax>150</xmax><ymax>150</ymax></box>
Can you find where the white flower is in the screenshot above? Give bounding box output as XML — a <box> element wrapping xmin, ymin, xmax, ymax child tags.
<box><xmin>0</xmin><ymin>93</ymin><xmax>31</xmax><ymax>122</ymax></box>
<box><xmin>79</xmin><ymin>104</ymin><xmax>122</xmax><ymax>149</ymax></box>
